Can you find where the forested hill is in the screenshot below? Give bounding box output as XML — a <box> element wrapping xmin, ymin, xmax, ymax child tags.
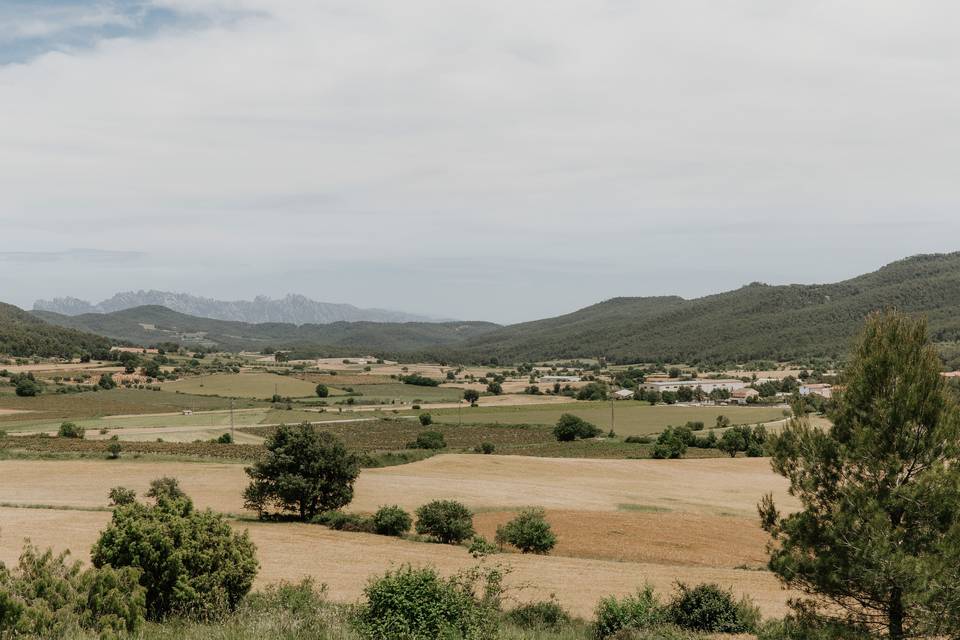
<box><xmin>449</xmin><ymin>253</ymin><xmax>960</xmax><ymax>364</ymax></box>
<box><xmin>0</xmin><ymin>302</ymin><xmax>113</xmax><ymax>359</ymax></box>
<box><xmin>31</xmin><ymin>305</ymin><xmax>500</xmax><ymax>355</ymax></box>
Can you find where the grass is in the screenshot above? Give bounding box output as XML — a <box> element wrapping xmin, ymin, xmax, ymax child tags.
<box><xmin>163</xmin><ymin>372</ymin><xmax>321</xmax><ymax>399</ymax></box>
<box><xmin>428</xmin><ymin>402</ymin><xmax>788</xmax><ymax>436</ymax></box>
<box><xmin>0</xmin><ymin>388</ymin><xmax>263</xmax><ymax>429</ymax></box>
<box><xmin>617</xmin><ymin>503</ymin><xmax>673</xmax><ymax>513</ymax></box>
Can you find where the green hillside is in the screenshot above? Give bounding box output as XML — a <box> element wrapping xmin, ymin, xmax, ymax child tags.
<box><xmin>32</xmin><ymin>305</ymin><xmax>501</xmax><ymax>355</ymax></box>
<box><xmin>0</xmin><ymin>302</ymin><xmax>113</xmax><ymax>359</ymax></box>
<box><xmin>449</xmin><ymin>253</ymin><xmax>960</xmax><ymax>365</ymax></box>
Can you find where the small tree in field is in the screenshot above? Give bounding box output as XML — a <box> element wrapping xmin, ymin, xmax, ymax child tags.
<box><xmin>315</xmin><ymin>383</ymin><xmax>329</xmax><ymax>398</ymax></box>
<box><xmin>495</xmin><ymin>508</ymin><xmax>556</xmax><ymax>554</ymax></box>
<box><xmin>463</xmin><ymin>389</ymin><xmax>480</xmax><ymax>406</ymax></box>
<box><xmin>244</xmin><ymin>423</ymin><xmax>360</xmax><ymax>521</ymax></box>
<box><xmin>415</xmin><ymin>500</ymin><xmax>475</xmax><ymax>544</ymax></box>
<box><xmin>759</xmin><ymin>312</ymin><xmax>960</xmax><ymax>639</ymax></box>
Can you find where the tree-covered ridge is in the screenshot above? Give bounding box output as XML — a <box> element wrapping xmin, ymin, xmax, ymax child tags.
<box><xmin>0</xmin><ymin>302</ymin><xmax>112</xmax><ymax>359</ymax></box>
<box><xmin>450</xmin><ymin>252</ymin><xmax>960</xmax><ymax>364</ymax></box>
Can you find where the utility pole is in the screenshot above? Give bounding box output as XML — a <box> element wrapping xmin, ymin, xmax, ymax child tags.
<box><xmin>610</xmin><ymin>394</ymin><xmax>615</xmax><ymax>435</ymax></box>
<box><xmin>230</xmin><ymin>398</ymin><xmax>235</xmax><ymax>443</ymax></box>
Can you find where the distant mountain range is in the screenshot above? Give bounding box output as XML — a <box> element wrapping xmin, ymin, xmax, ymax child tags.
<box><xmin>33</xmin><ymin>291</ymin><xmax>440</xmax><ymax>325</ymax></box>
<box><xmin>9</xmin><ymin>253</ymin><xmax>960</xmax><ymax>365</ymax></box>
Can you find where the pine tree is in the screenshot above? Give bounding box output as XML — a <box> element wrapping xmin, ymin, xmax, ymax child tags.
<box><xmin>759</xmin><ymin>311</ymin><xmax>960</xmax><ymax>639</ymax></box>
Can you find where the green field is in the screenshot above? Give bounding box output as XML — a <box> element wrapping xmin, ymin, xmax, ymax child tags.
<box><xmin>428</xmin><ymin>401</ymin><xmax>789</xmax><ymax>436</ymax></box>
<box><xmin>163</xmin><ymin>373</ymin><xmax>323</xmax><ymax>399</ymax></box>
<box><xmin>341</xmin><ymin>383</ymin><xmax>462</xmax><ymax>404</ymax></box>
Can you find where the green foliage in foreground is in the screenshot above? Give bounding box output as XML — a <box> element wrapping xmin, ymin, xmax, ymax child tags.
<box><xmin>0</xmin><ymin>543</ymin><xmax>145</xmax><ymax>638</ymax></box>
<box><xmin>91</xmin><ymin>492</ymin><xmax>258</xmax><ymax>620</ymax></box>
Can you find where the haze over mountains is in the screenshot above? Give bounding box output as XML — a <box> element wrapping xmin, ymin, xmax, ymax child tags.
<box><xmin>33</xmin><ymin>291</ymin><xmax>439</xmax><ymax>325</ymax></box>
<box><xmin>10</xmin><ymin>253</ymin><xmax>960</xmax><ymax>365</ymax></box>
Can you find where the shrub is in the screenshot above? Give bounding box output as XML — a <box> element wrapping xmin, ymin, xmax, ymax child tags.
<box><xmin>495</xmin><ymin>508</ymin><xmax>556</xmax><ymax>554</ymax></box>
<box><xmin>107</xmin><ymin>441</ymin><xmax>122</xmax><ymax>459</ymax></box>
<box><xmin>0</xmin><ymin>542</ymin><xmax>145</xmax><ymax>638</ymax></box>
<box><xmin>506</xmin><ymin>599</ymin><xmax>570</xmax><ymax>630</ymax></box>
<box><xmin>594</xmin><ymin>586</ymin><xmax>665</xmax><ymax>639</ymax></box>
<box><xmin>408</xmin><ymin>430</ymin><xmax>446</xmax><ymax>450</ymax></box>
<box><xmin>98</xmin><ymin>374</ymin><xmax>116</xmax><ymax>390</ymax></box>
<box><xmin>91</xmin><ymin>486</ymin><xmax>258</xmax><ymax>619</ymax></box>
<box><xmin>315</xmin><ymin>383</ymin><xmax>329</xmax><ymax>398</ymax></box>
<box><xmin>418</xmin><ymin>412</ymin><xmax>433</xmax><ymax>426</ymax></box>
<box><xmin>415</xmin><ymin>500</ymin><xmax>475</xmax><ymax>544</ymax></box>
<box><xmin>756</xmin><ymin>615</ymin><xmax>871</xmax><ymax>640</ymax></box>
<box><xmin>371</xmin><ymin>505</ymin><xmax>412</xmax><ymax>536</ymax></box>
<box><xmin>667</xmin><ymin>583</ymin><xmax>760</xmax><ymax>633</ymax></box>
<box><xmin>244</xmin><ymin>423</ymin><xmax>360</xmax><ymax>521</ymax></box>
<box><xmin>109</xmin><ymin>486</ymin><xmax>137</xmax><ymax>506</ymax></box>
<box><xmin>477</xmin><ymin>442</ymin><xmax>496</xmax><ymax>454</ymax></box>
<box><xmin>217</xmin><ymin>432</ymin><xmax>233</xmax><ymax>444</ymax></box>
<box><xmin>14</xmin><ymin>378</ymin><xmax>40</xmax><ymax>397</ymax></box>
<box><xmin>58</xmin><ymin>421</ymin><xmax>85</xmax><ymax>439</ymax></box>
<box><xmin>353</xmin><ymin>565</ymin><xmax>500</xmax><ymax>640</ymax></box>
<box><xmin>467</xmin><ymin>535</ymin><xmax>498</xmax><ymax>558</ymax></box>
<box><xmin>652</xmin><ymin>428</ymin><xmax>687</xmax><ymax>459</ymax></box>
<box><xmin>314</xmin><ymin>510</ymin><xmax>375</xmax><ymax>533</ymax></box>
<box><xmin>146</xmin><ymin>476</ymin><xmax>186</xmax><ymax>500</ymax></box>
<box><xmin>400</xmin><ymin>374</ymin><xmax>440</xmax><ymax>387</ymax></box>
<box><xmin>576</xmin><ymin>382</ymin><xmax>608</xmax><ymax>401</ymax></box>
<box><xmin>554</xmin><ymin>413</ymin><xmax>603</xmax><ymax>442</ymax></box>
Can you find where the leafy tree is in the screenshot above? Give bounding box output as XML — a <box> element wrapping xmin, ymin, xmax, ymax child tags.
<box><xmin>91</xmin><ymin>485</ymin><xmax>257</xmax><ymax>620</ymax></box>
<box><xmin>652</xmin><ymin>427</ymin><xmax>688</xmax><ymax>459</ymax></box>
<box><xmin>668</xmin><ymin>583</ymin><xmax>760</xmax><ymax>633</ymax></box>
<box><xmin>418</xmin><ymin>412</ymin><xmax>433</xmax><ymax>426</ymax></box>
<box><xmin>109</xmin><ymin>486</ymin><xmax>137</xmax><ymax>506</ymax></box>
<box><xmin>415</xmin><ymin>500</ymin><xmax>475</xmax><ymax>544</ymax></box>
<box><xmin>408</xmin><ymin>430</ymin><xmax>446</xmax><ymax>450</ymax></box>
<box><xmin>244</xmin><ymin>423</ymin><xmax>360</xmax><ymax>521</ymax></box>
<box><xmin>495</xmin><ymin>508</ymin><xmax>556</xmax><ymax>554</ymax></box>
<box><xmin>463</xmin><ymin>389</ymin><xmax>480</xmax><ymax>405</ymax></box>
<box><xmin>553</xmin><ymin>413</ymin><xmax>602</xmax><ymax>442</ymax></box>
<box><xmin>97</xmin><ymin>373</ymin><xmax>116</xmax><ymax>390</ymax></box>
<box><xmin>576</xmin><ymin>382</ymin><xmax>608</xmax><ymax>401</ymax></box>
<box><xmin>759</xmin><ymin>312</ymin><xmax>960</xmax><ymax>639</ymax></box>
<box><xmin>486</xmin><ymin>381</ymin><xmax>503</xmax><ymax>395</ymax></box>
<box><xmin>315</xmin><ymin>383</ymin><xmax>329</xmax><ymax>398</ymax></box>
<box><xmin>718</xmin><ymin>429</ymin><xmax>747</xmax><ymax>457</ymax></box>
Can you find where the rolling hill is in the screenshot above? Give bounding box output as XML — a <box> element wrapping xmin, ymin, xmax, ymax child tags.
<box><xmin>449</xmin><ymin>252</ymin><xmax>960</xmax><ymax>364</ymax></box>
<box><xmin>31</xmin><ymin>306</ymin><xmax>500</xmax><ymax>356</ymax></box>
<box><xmin>0</xmin><ymin>302</ymin><xmax>113</xmax><ymax>359</ymax></box>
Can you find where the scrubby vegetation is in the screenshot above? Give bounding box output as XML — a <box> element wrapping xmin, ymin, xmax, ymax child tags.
<box><xmin>415</xmin><ymin>499</ymin><xmax>475</xmax><ymax>544</ymax></box>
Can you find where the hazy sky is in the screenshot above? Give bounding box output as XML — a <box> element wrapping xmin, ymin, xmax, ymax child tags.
<box><xmin>2</xmin><ymin>1</ymin><xmax>960</xmax><ymax>323</ymax></box>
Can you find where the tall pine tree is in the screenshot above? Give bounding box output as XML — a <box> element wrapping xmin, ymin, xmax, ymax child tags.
<box><xmin>760</xmin><ymin>311</ymin><xmax>960</xmax><ymax>639</ymax></box>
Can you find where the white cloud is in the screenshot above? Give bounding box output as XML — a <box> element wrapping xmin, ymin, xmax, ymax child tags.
<box><xmin>1</xmin><ymin>1</ymin><xmax>960</xmax><ymax>321</ymax></box>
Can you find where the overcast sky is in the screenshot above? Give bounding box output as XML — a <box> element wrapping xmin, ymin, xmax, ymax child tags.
<box><xmin>2</xmin><ymin>1</ymin><xmax>959</xmax><ymax>323</ymax></box>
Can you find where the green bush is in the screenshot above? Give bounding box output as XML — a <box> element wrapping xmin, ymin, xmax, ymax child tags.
<box><xmin>315</xmin><ymin>383</ymin><xmax>329</xmax><ymax>398</ymax></box>
<box><xmin>505</xmin><ymin>599</ymin><xmax>570</xmax><ymax>630</ymax></box>
<box><xmin>58</xmin><ymin>421</ymin><xmax>85</xmax><ymax>439</ymax></box>
<box><xmin>495</xmin><ymin>508</ymin><xmax>556</xmax><ymax>554</ymax></box>
<box><xmin>217</xmin><ymin>432</ymin><xmax>233</xmax><ymax>444</ymax></box>
<box><xmin>107</xmin><ymin>441</ymin><xmax>122</xmax><ymax>459</ymax></box>
<box><xmin>108</xmin><ymin>486</ymin><xmax>136</xmax><ymax>506</ymax></box>
<box><xmin>467</xmin><ymin>535</ymin><xmax>498</xmax><ymax>558</ymax></box>
<box><xmin>14</xmin><ymin>378</ymin><xmax>40</xmax><ymax>397</ymax></box>
<box><xmin>353</xmin><ymin>565</ymin><xmax>500</xmax><ymax>640</ymax></box>
<box><xmin>408</xmin><ymin>430</ymin><xmax>446</xmax><ymax>450</ymax></box>
<box><xmin>554</xmin><ymin>414</ymin><xmax>603</xmax><ymax>442</ymax></box>
<box><xmin>667</xmin><ymin>583</ymin><xmax>760</xmax><ymax>633</ymax></box>
<box><xmin>0</xmin><ymin>542</ymin><xmax>145</xmax><ymax>638</ymax></box>
<box><xmin>418</xmin><ymin>413</ymin><xmax>433</xmax><ymax>426</ymax></box>
<box><xmin>651</xmin><ymin>428</ymin><xmax>687</xmax><ymax>459</ymax></box>
<box><xmin>477</xmin><ymin>442</ymin><xmax>496</xmax><ymax>454</ymax></box>
<box><xmin>91</xmin><ymin>486</ymin><xmax>258</xmax><ymax>620</ymax></box>
<box><xmin>314</xmin><ymin>510</ymin><xmax>375</xmax><ymax>533</ymax></box>
<box><xmin>145</xmin><ymin>476</ymin><xmax>186</xmax><ymax>501</ymax></box>
<box><xmin>594</xmin><ymin>586</ymin><xmax>665</xmax><ymax>639</ymax></box>
<box><xmin>371</xmin><ymin>505</ymin><xmax>412</xmax><ymax>536</ymax></box>
<box><xmin>415</xmin><ymin>500</ymin><xmax>475</xmax><ymax>544</ymax></box>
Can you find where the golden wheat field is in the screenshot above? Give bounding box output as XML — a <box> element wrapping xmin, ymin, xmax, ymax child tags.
<box><xmin>0</xmin><ymin>455</ymin><xmax>798</xmax><ymax>618</ymax></box>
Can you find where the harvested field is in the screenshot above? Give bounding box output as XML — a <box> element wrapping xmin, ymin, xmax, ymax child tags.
<box><xmin>0</xmin><ymin>506</ymin><xmax>791</xmax><ymax>618</ymax></box>
<box><xmin>428</xmin><ymin>402</ymin><xmax>788</xmax><ymax>436</ymax></box>
<box><xmin>163</xmin><ymin>373</ymin><xmax>320</xmax><ymax>399</ymax></box>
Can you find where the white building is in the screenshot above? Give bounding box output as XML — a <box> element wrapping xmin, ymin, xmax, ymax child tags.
<box><xmin>613</xmin><ymin>389</ymin><xmax>635</xmax><ymax>400</ymax></box>
<box><xmin>640</xmin><ymin>378</ymin><xmax>746</xmax><ymax>394</ymax></box>
<box><xmin>799</xmin><ymin>383</ymin><xmax>833</xmax><ymax>399</ymax></box>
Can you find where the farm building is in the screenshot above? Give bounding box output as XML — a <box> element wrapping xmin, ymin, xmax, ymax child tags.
<box><xmin>729</xmin><ymin>388</ymin><xmax>759</xmax><ymax>405</ymax></box>
<box><xmin>799</xmin><ymin>383</ymin><xmax>833</xmax><ymax>398</ymax></box>
<box><xmin>613</xmin><ymin>389</ymin><xmax>635</xmax><ymax>400</ymax></box>
<box><xmin>640</xmin><ymin>378</ymin><xmax>746</xmax><ymax>393</ymax></box>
